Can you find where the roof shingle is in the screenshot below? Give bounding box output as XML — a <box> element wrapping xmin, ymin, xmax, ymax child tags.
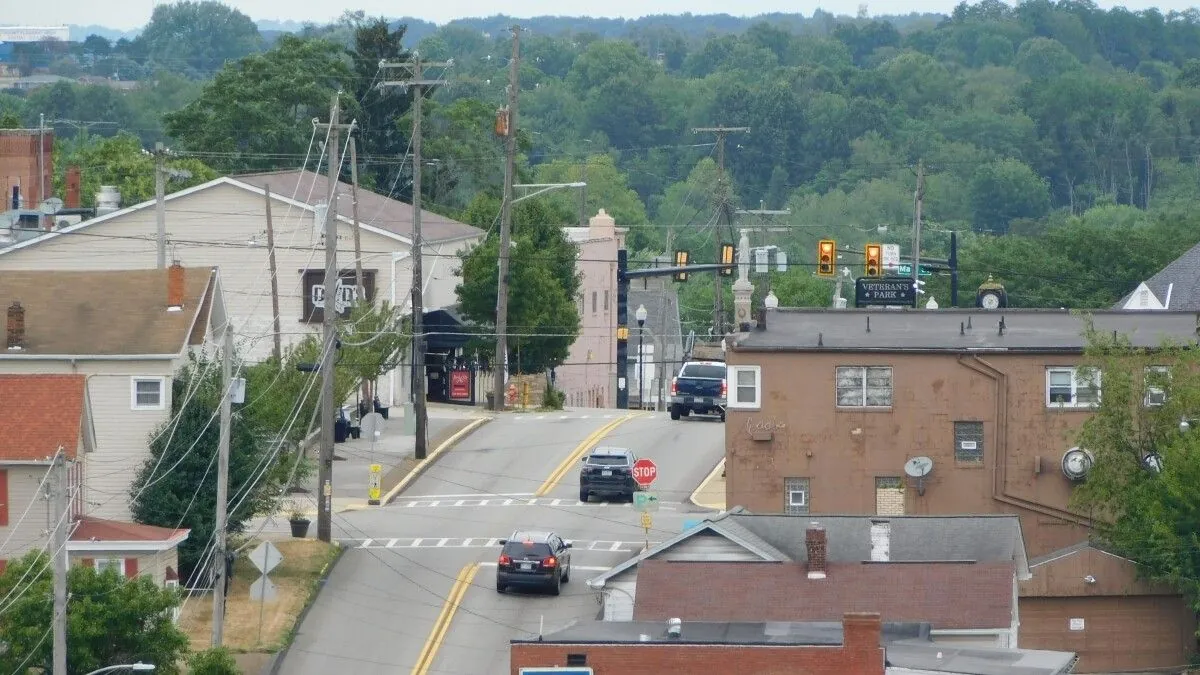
<box><xmin>0</xmin><ymin>374</ymin><xmax>88</xmax><ymax>461</ymax></box>
<box><xmin>71</xmin><ymin>516</ymin><xmax>187</xmax><ymax>544</ymax></box>
<box><xmin>632</xmin><ymin>560</ymin><xmax>1014</xmax><ymax>629</ymax></box>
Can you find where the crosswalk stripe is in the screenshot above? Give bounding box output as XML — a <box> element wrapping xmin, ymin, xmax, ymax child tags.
<box><xmin>341</xmin><ymin>537</ymin><xmax>656</xmax><ymax>552</ymax></box>
<box><xmin>388</xmin><ymin>497</ymin><xmax>682</xmax><ymax>511</ymax></box>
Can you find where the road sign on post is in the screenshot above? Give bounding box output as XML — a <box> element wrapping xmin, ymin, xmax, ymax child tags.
<box><xmin>633</xmin><ymin>492</ymin><xmax>660</xmax><ymax>512</ymax></box>
<box><xmin>897</xmin><ymin>263</ymin><xmax>933</xmax><ymax>277</ymax></box>
<box><xmin>248</xmin><ymin>540</ymin><xmax>283</xmax><ymax>646</ymax></box>
<box><xmin>882</xmin><ymin>244</ymin><xmax>900</xmax><ymax>271</ymax></box>
<box><xmin>855</xmin><ymin>277</ymin><xmax>917</xmax><ymax>307</ymax></box>
<box><xmin>632</xmin><ymin>458</ymin><xmax>658</xmax><ymax>488</ymax></box>
<box><xmin>367</xmin><ymin>463</ymin><xmax>382</xmax><ymax>505</ymax></box>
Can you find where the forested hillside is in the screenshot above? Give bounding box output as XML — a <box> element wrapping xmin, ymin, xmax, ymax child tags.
<box><xmin>9</xmin><ymin>0</ymin><xmax>1200</xmax><ymax>333</ymax></box>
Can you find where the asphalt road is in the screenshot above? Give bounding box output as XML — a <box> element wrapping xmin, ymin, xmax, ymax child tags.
<box><xmin>277</xmin><ymin>409</ymin><xmax>726</xmax><ymax>675</ymax></box>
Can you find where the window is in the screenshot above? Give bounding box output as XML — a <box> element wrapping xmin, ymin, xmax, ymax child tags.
<box><xmin>603</xmin><ymin>290</ymin><xmax>610</xmax><ymax>311</ymax></box>
<box><xmin>592</xmin><ymin>291</ymin><xmax>597</xmax><ymax>313</ymax></box>
<box><xmin>875</xmin><ymin>477</ymin><xmax>904</xmax><ymax>515</ymax></box>
<box><xmin>94</xmin><ymin>558</ymin><xmax>125</xmax><ymax>576</ymax></box>
<box><xmin>1145</xmin><ymin>366</ymin><xmax>1169</xmax><ymax>407</ymax></box>
<box><xmin>784</xmin><ymin>477</ymin><xmax>810</xmax><ymax>515</ymax></box>
<box><xmin>835</xmin><ymin>366</ymin><xmax>893</xmax><ymax>407</ymax></box>
<box><xmin>131</xmin><ymin>378</ymin><xmax>165</xmax><ymax>410</ymax></box>
<box><xmin>954</xmin><ymin>421</ymin><xmax>984</xmax><ymax>463</ymax></box>
<box><xmin>567</xmin><ymin>654</ymin><xmax>588</xmax><ymax>666</ymax></box>
<box><xmin>728</xmin><ymin>365</ymin><xmax>761</xmax><ymax>409</ymax></box>
<box><xmin>1046</xmin><ymin>367</ymin><xmax>1101</xmax><ymax>408</ymax></box>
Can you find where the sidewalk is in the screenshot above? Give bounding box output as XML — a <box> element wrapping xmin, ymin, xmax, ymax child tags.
<box><xmin>689</xmin><ymin>458</ymin><xmax>727</xmax><ymax>510</ymax></box>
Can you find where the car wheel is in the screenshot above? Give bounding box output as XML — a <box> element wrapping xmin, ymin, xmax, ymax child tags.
<box><xmin>670</xmin><ymin>405</ymin><xmax>681</xmax><ymax>421</ymax></box>
<box><xmin>719</xmin><ymin>411</ymin><xmax>726</xmax><ymax>423</ymax></box>
<box><xmin>549</xmin><ymin>573</ymin><xmax>561</xmax><ymax>596</ymax></box>
<box><xmin>579</xmin><ymin>488</ymin><xmax>589</xmax><ymax>503</ymax></box>
<box><xmin>496</xmin><ymin>579</ymin><xmax>505</xmax><ymax>593</ymax></box>
<box><xmin>562</xmin><ymin>562</ymin><xmax>571</xmax><ymax>583</ymax></box>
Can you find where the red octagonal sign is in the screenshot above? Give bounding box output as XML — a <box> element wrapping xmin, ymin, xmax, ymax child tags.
<box><xmin>632</xmin><ymin>458</ymin><xmax>658</xmax><ymax>487</ymax></box>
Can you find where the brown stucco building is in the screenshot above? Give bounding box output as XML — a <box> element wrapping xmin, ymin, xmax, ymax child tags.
<box><xmin>723</xmin><ymin>308</ymin><xmax>1199</xmax><ymax>673</ymax></box>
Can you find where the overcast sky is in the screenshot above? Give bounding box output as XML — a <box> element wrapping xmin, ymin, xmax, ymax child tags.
<box><xmin>11</xmin><ymin>0</ymin><xmax>1199</xmax><ymax>31</ymax></box>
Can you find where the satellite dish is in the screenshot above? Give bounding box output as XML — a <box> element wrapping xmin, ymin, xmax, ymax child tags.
<box><xmin>903</xmin><ymin>456</ymin><xmax>933</xmax><ymax>478</ymax></box>
<box><xmin>1061</xmin><ymin>447</ymin><xmax>1094</xmax><ymax>481</ymax></box>
<box><xmin>39</xmin><ymin>197</ymin><xmax>63</xmax><ymax>215</ymax></box>
<box><xmin>360</xmin><ymin>412</ymin><xmax>386</xmax><ymax>440</ymax></box>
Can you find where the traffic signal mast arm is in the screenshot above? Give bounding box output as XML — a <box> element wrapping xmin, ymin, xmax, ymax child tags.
<box><xmin>622</xmin><ymin>263</ymin><xmax>732</xmax><ymax>279</ymax></box>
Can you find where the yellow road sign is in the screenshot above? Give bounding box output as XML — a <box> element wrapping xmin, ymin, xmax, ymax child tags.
<box><xmin>640</xmin><ymin>512</ymin><xmax>653</xmax><ymax>530</ymax></box>
<box><xmin>367</xmin><ymin>463</ymin><xmax>382</xmax><ymax>505</ymax></box>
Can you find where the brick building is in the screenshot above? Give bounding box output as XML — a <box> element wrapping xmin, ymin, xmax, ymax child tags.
<box><xmin>0</xmin><ymin>128</ymin><xmax>52</xmax><ymax>208</ymax></box>
<box><xmin>722</xmin><ymin>308</ymin><xmax>1199</xmax><ymax>671</ymax></box>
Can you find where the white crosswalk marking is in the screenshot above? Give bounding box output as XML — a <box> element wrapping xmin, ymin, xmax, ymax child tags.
<box><xmin>386</xmin><ymin>539</ymin><xmax>398</xmax><ymax>548</ymax></box>
<box><xmin>388</xmin><ymin>497</ymin><xmax>682</xmax><ymax>511</ymax></box>
<box><xmin>341</xmin><ymin>537</ymin><xmax>654</xmax><ymax>552</ymax></box>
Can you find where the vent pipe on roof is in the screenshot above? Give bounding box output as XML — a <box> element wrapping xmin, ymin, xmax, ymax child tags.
<box><xmin>667</xmin><ymin>618</ymin><xmax>682</xmax><ymax>638</ymax></box>
<box><xmin>167</xmin><ymin>261</ymin><xmax>185</xmax><ymax>312</ymax></box>
<box><xmin>6</xmin><ymin>301</ymin><xmax>25</xmax><ymax>350</ymax></box>
<box><xmin>95</xmin><ymin>186</ymin><xmax>120</xmax><ymax>216</ymax></box>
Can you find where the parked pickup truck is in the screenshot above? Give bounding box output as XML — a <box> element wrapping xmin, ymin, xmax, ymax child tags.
<box><xmin>669</xmin><ymin>360</ymin><xmax>727</xmax><ymax>422</ymax></box>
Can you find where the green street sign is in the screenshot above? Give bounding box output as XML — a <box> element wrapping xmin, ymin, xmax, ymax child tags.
<box><xmin>633</xmin><ymin>492</ymin><xmax>660</xmax><ymax>513</ymax></box>
<box><xmin>896</xmin><ymin>263</ymin><xmax>933</xmax><ymax>277</ymax></box>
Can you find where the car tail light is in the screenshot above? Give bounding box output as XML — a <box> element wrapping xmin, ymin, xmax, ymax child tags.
<box><xmin>670</xmin><ymin>378</ymin><xmax>678</xmax><ymax>395</ymax></box>
<box><xmin>543</xmin><ymin>556</ymin><xmax>558</xmax><ymax>568</ymax></box>
<box><xmin>499</xmin><ymin>554</ymin><xmax>512</xmax><ymax>566</ymax></box>
<box><xmin>721</xmin><ymin>379</ymin><xmax>728</xmax><ymax>397</ymax></box>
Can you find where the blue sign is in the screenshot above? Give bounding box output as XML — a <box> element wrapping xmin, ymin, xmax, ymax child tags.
<box><xmin>896</xmin><ymin>263</ymin><xmax>933</xmax><ymax>277</ymax></box>
<box><xmin>520</xmin><ymin>670</ymin><xmax>593</xmax><ymax>675</ymax></box>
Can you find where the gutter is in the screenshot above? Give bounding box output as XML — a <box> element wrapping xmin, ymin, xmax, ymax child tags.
<box><xmin>957</xmin><ymin>355</ymin><xmax>1090</xmax><ymax>527</ymax></box>
<box><xmin>0</xmin><ymin>354</ymin><xmax>178</xmax><ymax>361</ymax></box>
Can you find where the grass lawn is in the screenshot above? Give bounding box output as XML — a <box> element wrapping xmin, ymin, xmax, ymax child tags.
<box><xmin>178</xmin><ymin>539</ymin><xmax>340</xmax><ymax>653</ymax></box>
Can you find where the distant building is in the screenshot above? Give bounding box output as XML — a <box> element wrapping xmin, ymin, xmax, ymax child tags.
<box><xmin>0</xmin><ymin>26</ymin><xmax>71</xmax><ymax>43</ymax></box>
<box><xmin>0</xmin><ymin>127</ymin><xmax>53</xmax><ymax>212</ymax></box>
<box><xmin>558</xmin><ymin>210</ymin><xmax>624</xmax><ymax>408</ymax></box>
<box><xmin>1115</xmin><ymin>241</ymin><xmax>1200</xmax><ymax>310</ymax></box>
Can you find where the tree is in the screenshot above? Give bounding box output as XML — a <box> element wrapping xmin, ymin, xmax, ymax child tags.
<box><xmin>533</xmin><ymin>154</ymin><xmax>651</xmax><ymax>248</ymax></box>
<box><xmin>968</xmin><ymin>158</ymin><xmax>1051</xmax><ymax>233</ymax></box>
<box><xmin>51</xmin><ymin>133</ymin><xmax>217</xmax><ymax>207</ymax></box>
<box><xmin>130</xmin><ymin>355</ymin><xmax>297</xmax><ymax>583</ymax></box>
<box><xmin>0</xmin><ymin>112</ymin><xmax>21</xmax><ymax>129</ymax></box>
<box><xmin>0</xmin><ymin>551</ymin><xmax>188</xmax><ymax>674</ymax></box>
<box><xmin>163</xmin><ymin>35</ymin><xmax>354</xmax><ymax>172</ymax></box>
<box><xmin>349</xmin><ymin>17</ymin><xmax>412</xmax><ymax>189</ymax></box>
<box><xmin>1070</xmin><ymin>329</ymin><xmax>1200</xmax><ymax>620</ymax></box>
<box><xmin>136</xmin><ymin>0</ymin><xmax>263</xmax><ymax>77</ymax></box>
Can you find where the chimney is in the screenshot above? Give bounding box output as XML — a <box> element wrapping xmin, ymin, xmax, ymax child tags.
<box><xmin>7</xmin><ymin>301</ymin><xmax>25</xmax><ymax>350</ymax></box>
<box><xmin>167</xmin><ymin>261</ymin><xmax>185</xmax><ymax>312</ymax></box>
<box><xmin>806</xmin><ymin>523</ymin><xmax>827</xmax><ymax>579</ymax></box>
<box><xmin>65</xmin><ymin>166</ymin><xmax>82</xmax><ymax>209</ymax></box>
<box><xmin>841</xmin><ymin>612</ymin><xmax>882</xmax><ymax>650</ymax></box>
<box><xmin>589</xmin><ymin>208</ymin><xmax>616</xmax><ymax>240</ymax></box>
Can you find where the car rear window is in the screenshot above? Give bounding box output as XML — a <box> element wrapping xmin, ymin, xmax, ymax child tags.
<box><xmin>587</xmin><ymin>455</ymin><xmax>629</xmax><ymax>466</ymax></box>
<box><xmin>503</xmin><ymin>541</ymin><xmax>552</xmax><ymax>557</ymax></box>
<box><xmin>681</xmin><ymin>364</ymin><xmax>726</xmax><ymax>379</ymax></box>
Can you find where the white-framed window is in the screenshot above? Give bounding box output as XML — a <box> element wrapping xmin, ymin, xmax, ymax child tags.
<box><xmin>728</xmin><ymin>365</ymin><xmax>761</xmax><ymax>409</ymax></box>
<box><xmin>1145</xmin><ymin>366</ymin><xmax>1169</xmax><ymax>407</ymax></box>
<box><xmin>131</xmin><ymin>377</ymin><xmax>166</xmax><ymax>410</ymax></box>
<box><xmin>94</xmin><ymin>558</ymin><xmax>125</xmax><ymax>576</ymax></box>
<box><xmin>835</xmin><ymin>366</ymin><xmax>893</xmax><ymax>408</ymax></box>
<box><xmin>1046</xmin><ymin>367</ymin><xmax>1101</xmax><ymax>408</ymax></box>
<box><xmin>785</xmin><ymin>477</ymin><xmax>810</xmax><ymax>515</ymax></box>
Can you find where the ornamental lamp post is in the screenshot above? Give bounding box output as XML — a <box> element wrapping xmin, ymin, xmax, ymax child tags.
<box><xmin>635</xmin><ymin>304</ymin><xmax>648</xmax><ymax>410</ymax></box>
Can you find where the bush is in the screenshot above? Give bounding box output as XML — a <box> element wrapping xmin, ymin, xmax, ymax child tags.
<box><xmin>188</xmin><ymin>646</ymin><xmax>240</xmax><ymax>675</ymax></box>
<box><xmin>541</xmin><ymin>383</ymin><xmax>566</xmax><ymax>410</ymax></box>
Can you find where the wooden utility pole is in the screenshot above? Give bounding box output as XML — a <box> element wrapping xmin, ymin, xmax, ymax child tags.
<box><xmin>493</xmin><ymin>26</ymin><xmax>522</xmax><ymax>411</ymax></box>
<box><xmin>264</xmin><ymin>185</ymin><xmax>282</xmax><ymax>363</ymax></box>
<box><xmin>692</xmin><ymin>125</ymin><xmax>749</xmax><ymax>337</ymax></box>
<box><xmin>911</xmin><ymin>159</ymin><xmax>925</xmax><ymax>287</ymax></box>
<box><xmin>312</xmin><ymin>94</ymin><xmax>355</xmax><ymax>543</ymax></box>
<box><xmin>51</xmin><ymin>449</ymin><xmax>67</xmax><ymax>675</ymax></box>
<box><xmin>378</xmin><ymin>56</ymin><xmax>451</xmax><ymax>459</ymax></box>
<box><xmin>155</xmin><ymin>142</ymin><xmax>167</xmax><ymax>269</ymax></box>
<box><xmin>211</xmin><ymin>323</ymin><xmax>233</xmax><ymax>646</ymax></box>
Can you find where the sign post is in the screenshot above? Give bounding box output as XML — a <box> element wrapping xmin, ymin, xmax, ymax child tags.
<box><xmin>248</xmin><ymin>541</ymin><xmax>283</xmax><ymax>647</ymax></box>
<box><xmin>367</xmin><ymin>463</ymin><xmax>382</xmax><ymax>505</ymax></box>
<box><xmin>640</xmin><ymin>511</ymin><xmax>653</xmax><ymax>551</ymax></box>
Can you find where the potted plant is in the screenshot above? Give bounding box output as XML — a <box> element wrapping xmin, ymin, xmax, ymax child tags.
<box><xmin>286</xmin><ymin>500</ymin><xmax>310</xmax><ymax>538</ymax></box>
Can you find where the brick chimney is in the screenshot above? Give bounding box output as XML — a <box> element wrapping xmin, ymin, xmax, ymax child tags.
<box><xmin>806</xmin><ymin>523</ymin><xmax>827</xmax><ymax>579</ymax></box>
<box><xmin>65</xmin><ymin>166</ymin><xmax>82</xmax><ymax>209</ymax></box>
<box><xmin>7</xmin><ymin>301</ymin><xmax>25</xmax><ymax>350</ymax></box>
<box><xmin>841</xmin><ymin>612</ymin><xmax>882</xmax><ymax>650</ymax></box>
<box><xmin>167</xmin><ymin>261</ymin><xmax>185</xmax><ymax>312</ymax></box>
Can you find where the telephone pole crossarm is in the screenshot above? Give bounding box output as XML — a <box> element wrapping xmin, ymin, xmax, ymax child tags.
<box><xmin>690</xmin><ymin>125</ymin><xmax>750</xmax><ymax>337</ymax></box>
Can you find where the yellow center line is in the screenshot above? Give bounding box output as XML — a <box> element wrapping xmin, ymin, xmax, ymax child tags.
<box><xmin>411</xmin><ymin>562</ymin><xmax>480</xmax><ymax>675</ymax></box>
<box><xmin>534</xmin><ymin>411</ymin><xmax>647</xmax><ymax>497</ymax></box>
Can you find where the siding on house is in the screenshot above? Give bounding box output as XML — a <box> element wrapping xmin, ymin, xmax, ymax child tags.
<box><xmin>71</xmin><ymin>548</ymin><xmax>178</xmax><ymax>586</ymax></box>
<box><xmin>0</xmin><ymin>466</ymin><xmax>53</xmax><ymax>564</ymax></box>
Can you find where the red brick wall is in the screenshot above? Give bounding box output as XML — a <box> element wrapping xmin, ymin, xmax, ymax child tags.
<box><xmin>510</xmin><ymin>614</ymin><xmax>885</xmax><ymax>675</ymax></box>
<box><xmin>0</xmin><ymin>130</ymin><xmax>53</xmax><ymax>207</ymax></box>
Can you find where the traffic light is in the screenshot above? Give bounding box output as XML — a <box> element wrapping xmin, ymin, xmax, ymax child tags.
<box><xmin>673</xmin><ymin>250</ymin><xmax>689</xmax><ymax>282</ymax></box>
<box><xmin>817</xmin><ymin>240</ymin><xmax>836</xmax><ymax>277</ymax></box>
<box><xmin>719</xmin><ymin>243</ymin><xmax>735</xmax><ymax>277</ymax></box>
<box><xmin>865</xmin><ymin>243</ymin><xmax>882</xmax><ymax>277</ymax></box>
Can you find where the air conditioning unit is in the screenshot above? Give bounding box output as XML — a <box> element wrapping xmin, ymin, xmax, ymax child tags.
<box><xmin>55</xmin><ymin>214</ymin><xmax>83</xmax><ymax>229</ymax></box>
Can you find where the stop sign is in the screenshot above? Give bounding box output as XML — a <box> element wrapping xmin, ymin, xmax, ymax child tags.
<box><xmin>632</xmin><ymin>458</ymin><xmax>658</xmax><ymax>487</ymax></box>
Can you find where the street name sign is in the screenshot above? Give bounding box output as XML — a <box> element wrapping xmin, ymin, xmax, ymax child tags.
<box><xmin>896</xmin><ymin>263</ymin><xmax>933</xmax><ymax>277</ymax></box>
<box><xmin>633</xmin><ymin>491</ymin><xmax>660</xmax><ymax>512</ymax></box>
<box><xmin>855</xmin><ymin>277</ymin><xmax>916</xmax><ymax>308</ymax></box>
<box><xmin>632</xmin><ymin>458</ymin><xmax>658</xmax><ymax>488</ymax></box>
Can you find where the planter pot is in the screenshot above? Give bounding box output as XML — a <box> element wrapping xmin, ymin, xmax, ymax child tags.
<box><xmin>289</xmin><ymin>518</ymin><xmax>311</xmax><ymax>538</ymax></box>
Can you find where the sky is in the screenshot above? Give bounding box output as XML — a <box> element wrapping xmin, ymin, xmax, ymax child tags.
<box><xmin>9</xmin><ymin>0</ymin><xmax>1200</xmax><ymax>31</ymax></box>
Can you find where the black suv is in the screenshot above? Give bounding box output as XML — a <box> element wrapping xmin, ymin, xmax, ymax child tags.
<box><xmin>496</xmin><ymin>531</ymin><xmax>572</xmax><ymax>595</ymax></box>
<box><xmin>578</xmin><ymin>447</ymin><xmax>638</xmax><ymax>503</ymax></box>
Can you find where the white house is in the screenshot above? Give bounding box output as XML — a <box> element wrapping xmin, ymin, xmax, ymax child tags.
<box><xmin>0</xmin><ymin>170</ymin><xmax>484</xmax><ymax>407</ymax></box>
<box><xmin>0</xmin><ymin>265</ymin><xmax>225</xmax><ymax>521</ymax></box>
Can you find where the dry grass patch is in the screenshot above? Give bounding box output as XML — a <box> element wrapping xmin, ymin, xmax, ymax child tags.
<box><xmin>179</xmin><ymin>539</ymin><xmax>340</xmax><ymax>653</ymax></box>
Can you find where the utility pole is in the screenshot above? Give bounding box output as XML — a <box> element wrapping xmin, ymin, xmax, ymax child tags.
<box><xmin>493</xmin><ymin>26</ymin><xmax>521</xmax><ymax>411</ymax></box>
<box><xmin>312</xmin><ymin>94</ymin><xmax>354</xmax><ymax>543</ymax></box>
<box><xmin>378</xmin><ymin>54</ymin><xmax>451</xmax><ymax>459</ymax></box>
<box><xmin>51</xmin><ymin>449</ymin><xmax>67</xmax><ymax>675</ymax></box>
<box><xmin>692</xmin><ymin>126</ymin><xmax>749</xmax><ymax>337</ymax></box>
<box><xmin>155</xmin><ymin>142</ymin><xmax>167</xmax><ymax>269</ymax></box>
<box><xmin>263</xmin><ymin>185</ymin><xmax>282</xmax><ymax>363</ymax></box>
<box><xmin>911</xmin><ymin>159</ymin><xmax>925</xmax><ymax>287</ymax></box>
<box><xmin>211</xmin><ymin>323</ymin><xmax>233</xmax><ymax>647</ymax></box>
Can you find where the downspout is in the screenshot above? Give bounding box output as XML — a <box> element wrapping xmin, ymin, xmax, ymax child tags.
<box><xmin>956</xmin><ymin>355</ymin><xmax>1091</xmax><ymax>526</ymax></box>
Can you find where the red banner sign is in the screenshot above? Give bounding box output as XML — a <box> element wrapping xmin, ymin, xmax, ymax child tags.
<box><xmin>450</xmin><ymin>370</ymin><xmax>471</xmax><ymax>400</ymax></box>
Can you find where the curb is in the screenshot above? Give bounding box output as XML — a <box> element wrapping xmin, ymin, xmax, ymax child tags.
<box><xmin>381</xmin><ymin>416</ymin><xmax>493</xmax><ymax>505</ymax></box>
<box><xmin>267</xmin><ymin>542</ymin><xmax>347</xmax><ymax>675</ymax></box>
<box><xmin>688</xmin><ymin>457</ymin><xmax>727</xmax><ymax>510</ymax></box>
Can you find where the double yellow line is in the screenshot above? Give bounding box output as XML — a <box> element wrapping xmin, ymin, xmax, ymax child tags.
<box><xmin>534</xmin><ymin>411</ymin><xmax>646</xmax><ymax>497</ymax></box>
<box><xmin>410</xmin><ymin>563</ymin><xmax>480</xmax><ymax>675</ymax></box>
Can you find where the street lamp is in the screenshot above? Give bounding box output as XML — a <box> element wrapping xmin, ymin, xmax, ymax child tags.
<box><xmin>84</xmin><ymin>664</ymin><xmax>155</xmax><ymax>675</ymax></box>
<box><xmin>635</xmin><ymin>304</ymin><xmax>648</xmax><ymax>410</ymax></box>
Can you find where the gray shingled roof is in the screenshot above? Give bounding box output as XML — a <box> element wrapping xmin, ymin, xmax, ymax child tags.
<box><xmin>514</xmin><ymin>619</ymin><xmax>930</xmax><ymax>645</ymax></box>
<box><xmin>1116</xmin><ymin>242</ymin><xmax>1200</xmax><ymax>310</ymax></box>
<box><xmin>735</xmin><ymin>308</ymin><xmax>1199</xmax><ymax>352</ymax></box>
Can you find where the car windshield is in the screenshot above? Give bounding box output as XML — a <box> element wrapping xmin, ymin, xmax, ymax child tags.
<box><xmin>680</xmin><ymin>364</ymin><xmax>725</xmax><ymax>379</ymax></box>
<box><xmin>503</xmin><ymin>540</ymin><xmax>552</xmax><ymax>557</ymax></box>
<box><xmin>587</xmin><ymin>455</ymin><xmax>629</xmax><ymax>466</ymax></box>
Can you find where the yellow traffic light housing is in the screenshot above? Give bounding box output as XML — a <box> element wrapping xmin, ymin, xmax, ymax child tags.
<box><xmin>673</xmin><ymin>250</ymin><xmax>689</xmax><ymax>282</ymax></box>
<box><xmin>865</xmin><ymin>243</ymin><xmax>882</xmax><ymax>277</ymax></box>
<box><xmin>719</xmin><ymin>243</ymin><xmax>735</xmax><ymax>277</ymax></box>
<box><xmin>817</xmin><ymin>240</ymin><xmax>836</xmax><ymax>277</ymax></box>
